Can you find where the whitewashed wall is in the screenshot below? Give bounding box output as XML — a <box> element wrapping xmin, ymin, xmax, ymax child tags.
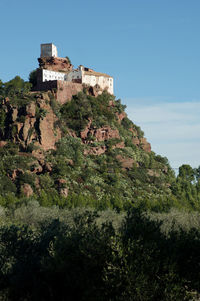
<box><xmin>82</xmin><ymin>74</ymin><xmax>113</xmax><ymax>94</ymax></box>
<box><xmin>40</xmin><ymin>66</ymin><xmax>114</xmax><ymax>94</ymax></box>
<box><xmin>52</xmin><ymin>44</ymin><xmax>58</xmax><ymax>57</ymax></box>
<box><xmin>42</xmin><ymin>69</ymin><xmax>66</xmax><ymax>81</ymax></box>
<box><xmin>66</xmin><ymin>69</ymin><xmax>82</xmax><ymax>81</ymax></box>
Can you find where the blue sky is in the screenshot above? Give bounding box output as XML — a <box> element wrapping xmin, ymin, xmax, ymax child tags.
<box><xmin>0</xmin><ymin>0</ymin><xmax>200</xmax><ymax>168</ymax></box>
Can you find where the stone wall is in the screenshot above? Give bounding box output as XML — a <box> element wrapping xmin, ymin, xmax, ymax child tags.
<box><xmin>35</xmin><ymin>80</ymin><xmax>83</xmax><ymax>104</ymax></box>
<box><xmin>35</xmin><ymin>80</ymin><xmax>58</xmax><ymax>92</ymax></box>
<box><xmin>56</xmin><ymin>81</ymin><xmax>83</xmax><ymax>104</ymax></box>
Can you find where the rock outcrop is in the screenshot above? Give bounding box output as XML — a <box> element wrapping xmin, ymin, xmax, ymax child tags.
<box><xmin>81</xmin><ymin>124</ymin><xmax>120</xmax><ymax>142</ymax></box>
<box><xmin>0</xmin><ymin>91</ymin><xmax>152</xmax><ymax>159</ymax></box>
<box><xmin>140</xmin><ymin>138</ymin><xmax>151</xmax><ymax>153</ymax></box>
<box><xmin>0</xmin><ymin>94</ymin><xmax>61</xmax><ymax>152</ymax></box>
<box><xmin>116</xmin><ymin>155</ymin><xmax>135</xmax><ymax>170</ymax></box>
<box><xmin>37</xmin><ymin>98</ymin><xmax>61</xmax><ymax>150</ymax></box>
<box><xmin>0</xmin><ymin>85</ymin><xmax>173</xmax><ymax>205</ymax></box>
<box><xmin>22</xmin><ymin>183</ymin><xmax>33</xmax><ymax>197</ymax></box>
<box><xmin>38</xmin><ymin>57</ymin><xmax>73</xmax><ymax>72</ymax></box>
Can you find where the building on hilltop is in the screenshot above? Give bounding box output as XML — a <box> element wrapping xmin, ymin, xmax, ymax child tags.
<box><xmin>37</xmin><ymin>65</ymin><xmax>114</xmax><ymax>95</ymax></box>
<box><xmin>41</xmin><ymin>43</ymin><xmax>58</xmax><ymax>58</ymax></box>
<box><xmin>67</xmin><ymin>65</ymin><xmax>113</xmax><ymax>95</ymax></box>
<box><xmin>36</xmin><ymin>43</ymin><xmax>114</xmax><ymax>101</ymax></box>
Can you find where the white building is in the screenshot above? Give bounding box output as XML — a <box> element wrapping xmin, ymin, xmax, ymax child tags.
<box><xmin>41</xmin><ymin>69</ymin><xmax>66</xmax><ymax>82</ymax></box>
<box><xmin>38</xmin><ymin>43</ymin><xmax>114</xmax><ymax>94</ymax></box>
<box><xmin>41</xmin><ymin>43</ymin><xmax>58</xmax><ymax>58</ymax></box>
<box><xmin>39</xmin><ymin>65</ymin><xmax>114</xmax><ymax>94</ymax></box>
<box><xmin>67</xmin><ymin>66</ymin><xmax>114</xmax><ymax>94</ymax></box>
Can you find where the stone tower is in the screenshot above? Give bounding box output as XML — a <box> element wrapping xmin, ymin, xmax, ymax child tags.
<box><xmin>40</xmin><ymin>43</ymin><xmax>58</xmax><ymax>58</ymax></box>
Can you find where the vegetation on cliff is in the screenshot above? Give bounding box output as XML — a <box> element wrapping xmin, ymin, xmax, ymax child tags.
<box><xmin>0</xmin><ymin>75</ymin><xmax>200</xmax><ymax>299</ymax></box>
<box><xmin>0</xmin><ymin>76</ymin><xmax>176</xmax><ymax>209</ymax></box>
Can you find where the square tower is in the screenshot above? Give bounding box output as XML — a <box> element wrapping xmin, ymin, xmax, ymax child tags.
<box><xmin>40</xmin><ymin>43</ymin><xmax>58</xmax><ymax>58</ymax></box>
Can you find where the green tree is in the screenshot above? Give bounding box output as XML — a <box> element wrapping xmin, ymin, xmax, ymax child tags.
<box><xmin>29</xmin><ymin>69</ymin><xmax>37</xmax><ymax>87</ymax></box>
<box><xmin>0</xmin><ymin>79</ymin><xmax>4</xmax><ymax>96</ymax></box>
<box><xmin>3</xmin><ymin>76</ymin><xmax>31</xmax><ymax>96</ymax></box>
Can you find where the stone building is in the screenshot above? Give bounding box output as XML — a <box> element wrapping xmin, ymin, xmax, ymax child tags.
<box><xmin>36</xmin><ymin>43</ymin><xmax>114</xmax><ymax>97</ymax></box>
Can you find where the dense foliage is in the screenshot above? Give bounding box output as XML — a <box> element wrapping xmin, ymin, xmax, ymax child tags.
<box><xmin>0</xmin><ymin>204</ymin><xmax>199</xmax><ymax>300</ymax></box>
<box><xmin>0</xmin><ymin>76</ymin><xmax>31</xmax><ymax>97</ymax></box>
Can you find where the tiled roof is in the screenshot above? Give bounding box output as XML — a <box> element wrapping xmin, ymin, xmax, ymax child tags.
<box><xmin>84</xmin><ymin>70</ymin><xmax>112</xmax><ymax>78</ymax></box>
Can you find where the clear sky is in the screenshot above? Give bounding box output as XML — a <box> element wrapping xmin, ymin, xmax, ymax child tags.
<box><xmin>0</xmin><ymin>0</ymin><xmax>200</xmax><ymax>168</ymax></box>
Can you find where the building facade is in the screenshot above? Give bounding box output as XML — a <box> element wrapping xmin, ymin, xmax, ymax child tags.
<box><xmin>66</xmin><ymin>66</ymin><xmax>114</xmax><ymax>94</ymax></box>
<box><xmin>39</xmin><ymin>69</ymin><xmax>67</xmax><ymax>82</ymax></box>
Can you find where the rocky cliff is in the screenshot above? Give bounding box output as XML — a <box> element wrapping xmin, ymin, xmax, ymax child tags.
<box><xmin>0</xmin><ymin>89</ymin><xmax>172</xmax><ymax>204</ymax></box>
<box><xmin>38</xmin><ymin>56</ymin><xmax>73</xmax><ymax>72</ymax></box>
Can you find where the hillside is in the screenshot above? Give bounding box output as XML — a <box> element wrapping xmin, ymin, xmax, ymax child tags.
<box><xmin>0</xmin><ymin>79</ymin><xmax>175</xmax><ymax>209</ymax></box>
<box><xmin>1</xmin><ymin>76</ymin><xmax>200</xmax><ymax>301</ymax></box>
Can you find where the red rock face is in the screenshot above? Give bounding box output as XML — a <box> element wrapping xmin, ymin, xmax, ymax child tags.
<box><xmin>82</xmin><ymin>125</ymin><xmax>120</xmax><ymax>143</ymax></box>
<box><xmin>1</xmin><ymin>95</ymin><xmax>62</xmax><ymax>152</ymax></box>
<box><xmin>37</xmin><ymin>99</ymin><xmax>61</xmax><ymax>151</ymax></box>
<box><xmin>80</xmin><ymin>119</ymin><xmax>92</xmax><ymax>139</ymax></box>
<box><xmin>80</xmin><ymin>119</ymin><xmax>125</xmax><ymax>155</ymax></box>
<box><xmin>116</xmin><ymin>112</ymin><xmax>126</xmax><ymax>123</ymax></box>
<box><xmin>9</xmin><ymin>169</ymin><xmax>24</xmax><ymax>180</ymax></box>
<box><xmin>81</xmin><ymin>123</ymin><xmax>120</xmax><ymax>142</ymax></box>
<box><xmin>22</xmin><ymin>183</ymin><xmax>33</xmax><ymax>197</ymax></box>
<box><xmin>132</xmin><ymin>137</ymin><xmax>140</xmax><ymax>146</ymax></box>
<box><xmin>0</xmin><ymin>141</ymin><xmax>7</xmax><ymax>148</ymax></box>
<box><xmin>92</xmin><ymin>127</ymin><xmax>120</xmax><ymax>142</ymax></box>
<box><xmin>140</xmin><ymin>138</ymin><xmax>151</xmax><ymax>153</ymax></box>
<box><xmin>113</xmin><ymin>141</ymin><xmax>125</xmax><ymax>149</ymax></box>
<box><xmin>84</xmin><ymin>146</ymin><xmax>107</xmax><ymax>156</ymax></box>
<box><xmin>129</xmin><ymin>128</ymin><xmax>151</xmax><ymax>153</ymax></box>
<box><xmin>38</xmin><ymin>57</ymin><xmax>73</xmax><ymax>72</ymax></box>
<box><xmin>116</xmin><ymin>155</ymin><xmax>135</xmax><ymax>170</ymax></box>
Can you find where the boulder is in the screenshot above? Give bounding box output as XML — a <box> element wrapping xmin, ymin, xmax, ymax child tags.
<box><xmin>22</xmin><ymin>183</ymin><xmax>33</xmax><ymax>197</ymax></box>
<box><xmin>60</xmin><ymin>188</ymin><xmax>68</xmax><ymax>198</ymax></box>
<box><xmin>12</xmin><ymin>108</ymin><xmax>18</xmax><ymax>122</ymax></box>
<box><xmin>26</xmin><ymin>103</ymin><xmax>36</xmax><ymax>117</ymax></box>
<box><xmin>0</xmin><ymin>141</ymin><xmax>7</xmax><ymax>148</ymax></box>
<box><xmin>94</xmin><ymin>126</ymin><xmax>120</xmax><ymax>141</ymax></box>
<box><xmin>84</xmin><ymin>146</ymin><xmax>107</xmax><ymax>156</ymax></box>
<box><xmin>10</xmin><ymin>168</ymin><xmax>24</xmax><ymax>180</ymax></box>
<box><xmin>116</xmin><ymin>155</ymin><xmax>134</xmax><ymax>169</ymax></box>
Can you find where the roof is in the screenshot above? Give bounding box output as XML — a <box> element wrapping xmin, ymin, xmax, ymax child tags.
<box><xmin>41</xmin><ymin>43</ymin><xmax>57</xmax><ymax>47</ymax></box>
<box><xmin>83</xmin><ymin>69</ymin><xmax>113</xmax><ymax>78</ymax></box>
